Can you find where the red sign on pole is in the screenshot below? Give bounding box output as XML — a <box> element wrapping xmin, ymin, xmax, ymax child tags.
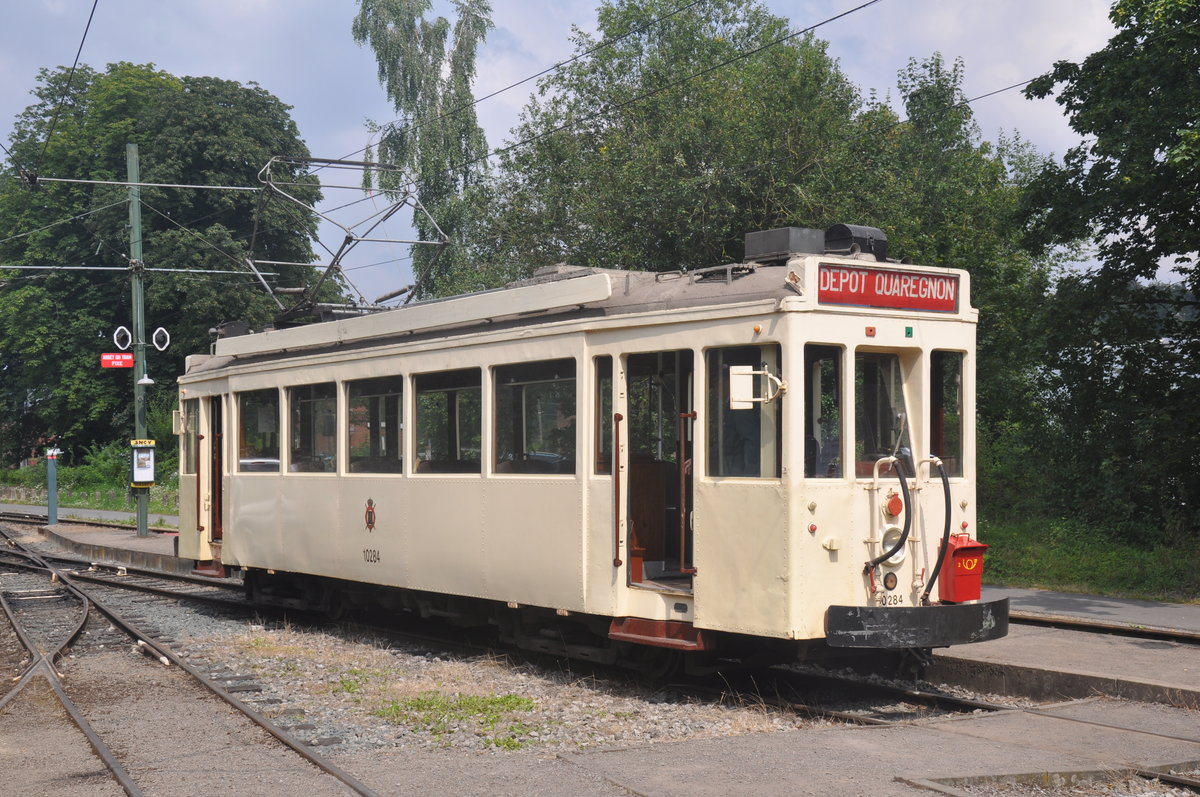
<box><xmin>817</xmin><ymin>264</ymin><xmax>959</xmax><ymax>313</ymax></box>
<box><xmin>101</xmin><ymin>353</ymin><xmax>134</xmax><ymax>368</ymax></box>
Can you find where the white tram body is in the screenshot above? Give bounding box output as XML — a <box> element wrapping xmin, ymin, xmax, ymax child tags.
<box><xmin>176</xmin><ymin>227</ymin><xmax>1008</xmax><ymax>662</ymax></box>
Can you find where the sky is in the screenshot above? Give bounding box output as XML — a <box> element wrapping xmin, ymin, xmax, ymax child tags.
<box><xmin>0</xmin><ymin>0</ymin><xmax>1118</xmax><ymax>303</ymax></box>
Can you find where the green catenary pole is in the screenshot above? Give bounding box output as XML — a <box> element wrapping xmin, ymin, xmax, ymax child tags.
<box><xmin>127</xmin><ymin>143</ymin><xmax>149</xmax><ymax>538</ymax></box>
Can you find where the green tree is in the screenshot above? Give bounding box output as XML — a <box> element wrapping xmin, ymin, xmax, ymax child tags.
<box><xmin>0</xmin><ymin>62</ymin><xmax>324</xmax><ymax>463</ymax></box>
<box><xmin>353</xmin><ymin>0</ymin><xmax>494</xmax><ymax>297</ymax></box>
<box><xmin>1020</xmin><ymin>0</ymin><xmax>1200</xmax><ymax>540</ymax></box>
<box><xmin>481</xmin><ymin>0</ymin><xmax>861</xmax><ymax>275</ymax></box>
<box><xmin>477</xmin><ymin>2</ymin><xmax>1052</xmax><ymax>512</ymax></box>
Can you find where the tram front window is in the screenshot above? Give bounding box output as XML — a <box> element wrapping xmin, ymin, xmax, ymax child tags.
<box><xmin>804</xmin><ymin>345</ymin><xmax>842</xmax><ymax>478</ymax></box>
<box><xmin>931</xmin><ymin>350</ymin><xmax>964</xmax><ymax>477</ymax></box>
<box><xmin>855</xmin><ymin>352</ymin><xmax>912</xmax><ymax>477</ymax></box>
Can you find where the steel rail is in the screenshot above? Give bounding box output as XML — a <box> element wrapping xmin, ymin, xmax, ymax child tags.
<box><xmin>65</xmin><ymin>573</ymin><xmax>385</xmax><ymax>797</ymax></box>
<box><xmin>0</xmin><ymin>558</ymin><xmax>145</xmax><ymax>795</ymax></box>
<box><xmin>1</xmin><ymin>523</ymin><xmax>385</xmax><ymax>797</ymax></box>
<box><xmin>1009</xmin><ymin>612</ymin><xmax>1200</xmax><ymax>645</ymax></box>
<box><xmin>0</xmin><ymin>509</ymin><xmax>176</xmax><ymax>533</ymax></box>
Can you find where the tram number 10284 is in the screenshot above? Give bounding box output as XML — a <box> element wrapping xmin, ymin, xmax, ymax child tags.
<box><xmin>363</xmin><ymin>548</ymin><xmax>381</xmax><ymax>564</ymax></box>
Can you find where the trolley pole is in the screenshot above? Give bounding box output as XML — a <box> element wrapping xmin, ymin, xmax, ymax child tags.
<box><xmin>127</xmin><ymin>144</ymin><xmax>150</xmax><ymax>538</ymax></box>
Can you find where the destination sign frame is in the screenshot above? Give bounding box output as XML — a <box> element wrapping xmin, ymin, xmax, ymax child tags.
<box><xmin>817</xmin><ymin>264</ymin><xmax>960</xmax><ymax>313</ymax></box>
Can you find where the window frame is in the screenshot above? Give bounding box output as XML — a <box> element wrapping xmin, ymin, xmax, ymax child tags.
<box><xmin>236</xmin><ymin>388</ymin><xmax>281</xmax><ymax>473</ymax></box>
<box><xmin>346</xmin><ymin>375</ymin><xmax>405</xmax><ymax>475</ymax></box>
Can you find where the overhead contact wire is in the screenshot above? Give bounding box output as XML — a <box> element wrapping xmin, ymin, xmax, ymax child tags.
<box><xmin>36</xmin><ymin>0</ymin><xmax>102</xmax><ymax>169</ymax></box>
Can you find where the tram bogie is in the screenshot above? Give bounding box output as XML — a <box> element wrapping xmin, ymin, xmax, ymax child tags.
<box><xmin>176</xmin><ymin>225</ymin><xmax>1008</xmax><ymax>667</ymax></box>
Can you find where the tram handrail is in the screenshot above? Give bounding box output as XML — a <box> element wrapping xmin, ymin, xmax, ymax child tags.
<box><xmin>919</xmin><ymin>457</ymin><xmax>952</xmax><ymax>605</ymax></box>
<box><xmin>196</xmin><ymin>433</ymin><xmax>205</xmax><ymax>533</ymax></box>
<box><xmin>678</xmin><ymin>411</ymin><xmax>697</xmax><ymax>575</ymax></box>
<box><xmin>865</xmin><ymin>455</ymin><xmax>912</xmax><ymax>572</ymax></box>
<box><xmin>613</xmin><ymin>413</ymin><xmax>623</xmax><ymax>568</ymax></box>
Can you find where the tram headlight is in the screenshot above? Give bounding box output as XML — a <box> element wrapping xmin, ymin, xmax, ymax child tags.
<box><xmin>880</xmin><ymin>525</ymin><xmax>906</xmax><ymax>567</ymax></box>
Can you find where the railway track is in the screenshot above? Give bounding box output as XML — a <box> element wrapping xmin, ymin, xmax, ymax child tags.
<box><xmin>0</xmin><ymin>508</ymin><xmax>172</xmax><ymax>532</ymax></box>
<box><xmin>0</xmin><ymin>528</ymin><xmax>382</xmax><ymax>796</ymax></box>
<box><xmin>1010</xmin><ymin>610</ymin><xmax>1200</xmax><ymax>645</ymax></box>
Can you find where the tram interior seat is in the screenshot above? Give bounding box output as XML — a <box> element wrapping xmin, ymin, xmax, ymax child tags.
<box><xmin>628</xmin><ymin>458</ymin><xmax>681</xmax><ymax>574</ymax></box>
<box><xmin>349</xmin><ymin>457</ymin><xmax>404</xmax><ymax>473</ymax></box>
<box><xmin>416</xmin><ymin>459</ymin><xmax>481</xmax><ymax>474</ymax></box>
<box><xmin>496</xmin><ymin>452</ymin><xmax>574</xmax><ymax>475</ymax></box>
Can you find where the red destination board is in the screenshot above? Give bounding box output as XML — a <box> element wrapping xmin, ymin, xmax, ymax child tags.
<box><xmin>818</xmin><ymin>264</ymin><xmax>959</xmax><ymax>313</ymax></box>
<box><xmin>101</xmin><ymin>353</ymin><xmax>134</xmax><ymax>368</ymax></box>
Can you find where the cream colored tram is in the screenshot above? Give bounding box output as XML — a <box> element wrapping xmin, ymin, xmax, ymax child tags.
<box><xmin>176</xmin><ymin>226</ymin><xmax>1008</xmax><ymax>665</ymax></box>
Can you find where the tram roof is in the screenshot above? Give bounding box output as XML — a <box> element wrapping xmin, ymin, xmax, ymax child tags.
<box><xmin>201</xmin><ymin>254</ymin><xmax>972</xmax><ymax>364</ymax></box>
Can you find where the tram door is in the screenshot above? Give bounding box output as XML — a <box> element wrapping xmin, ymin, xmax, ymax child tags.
<box><xmin>623</xmin><ymin>350</ymin><xmax>694</xmax><ymax>589</ymax></box>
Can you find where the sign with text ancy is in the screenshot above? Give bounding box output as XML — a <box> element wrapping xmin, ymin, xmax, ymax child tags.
<box><xmin>817</xmin><ymin>264</ymin><xmax>959</xmax><ymax>313</ymax></box>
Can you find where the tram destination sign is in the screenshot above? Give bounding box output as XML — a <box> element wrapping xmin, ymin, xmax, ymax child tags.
<box><xmin>818</xmin><ymin>264</ymin><xmax>959</xmax><ymax>313</ymax></box>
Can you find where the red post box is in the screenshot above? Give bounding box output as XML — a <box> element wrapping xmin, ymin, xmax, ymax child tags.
<box><xmin>938</xmin><ymin>533</ymin><xmax>988</xmax><ymax>603</ymax></box>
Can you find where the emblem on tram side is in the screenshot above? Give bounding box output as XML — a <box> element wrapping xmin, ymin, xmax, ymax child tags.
<box><xmin>364</xmin><ymin>498</ymin><xmax>376</xmax><ymax>531</ymax></box>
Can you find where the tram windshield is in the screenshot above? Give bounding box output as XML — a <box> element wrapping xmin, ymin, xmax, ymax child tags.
<box><xmin>855</xmin><ymin>352</ymin><xmax>913</xmax><ymax>476</ymax></box>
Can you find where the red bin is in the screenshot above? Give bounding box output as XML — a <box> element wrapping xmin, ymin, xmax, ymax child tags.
<box><xmin>938</xmin><ymin>533</ymin><xmax>988</xmax><ymax>603</ymax></box>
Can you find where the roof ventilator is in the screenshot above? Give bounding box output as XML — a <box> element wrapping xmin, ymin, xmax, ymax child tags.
<box><xmin>743</xmin><ymin>227</ymin><xmax>825</xmax><ymax>264</ymax></box>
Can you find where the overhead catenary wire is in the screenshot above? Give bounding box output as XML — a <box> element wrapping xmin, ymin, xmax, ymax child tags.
<box><xmin>337</xmin><ymin>0</ymin><xmax>710</xmax><ymax>165</ymax></box>
<box><xmin>0</xmin><ymin>198</ymin><xmax>127</xmax><ymax>246</ymax></box>
<box><xmin>35</xmin><ymin>0</ymin><xmax>102</xmax><ymax>170</ymax></box>
<box><xmin>31</xmin><ymin>176</ymin><xmax>262</xmax><ymax>192</ymax></box>
<box><xmin>393</xmin><ymin>0</ymin><xmax>885</xmax><ymax>196</ymax></box>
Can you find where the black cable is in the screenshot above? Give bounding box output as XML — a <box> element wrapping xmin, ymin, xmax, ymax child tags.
<box><xmin>403</xmin><ymin>0</ymin><xmax>885</xmax><ymax>194</ymax></box>
<box><xmin>336</xmin><ymin>0</ymin><xmax>711</xmax><ymax>167</ymax></box>
<box><xmin>37</xmin><ymin>0</ymin><xmax>101</xmax><ymax>169</ymax></box>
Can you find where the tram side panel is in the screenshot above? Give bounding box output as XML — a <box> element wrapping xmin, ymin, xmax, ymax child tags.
<box><xmin>481</xmin><ymin>479</ymin><xmax>585</xmax><ymax>610</ymax></box>
<box><xmin>692</xmin><ymin>480</ymin><xmax>791</xmax><ymax>637</ymax></box>
<box><xmin>225</xmin><ymin>475</ymin><xmax>286</xmax><ymax>571</ymax></box>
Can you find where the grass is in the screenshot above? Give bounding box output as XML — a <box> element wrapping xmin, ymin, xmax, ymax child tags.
<box><xmin>981</xmin><ymin>514</ymin><xmax>1200</xmax><ymax>604</ymax></box>
<box><xmin>373</xmin><ymin>691</ymin><xmax>537</xmax><ymax>747</ymax></box>
<box><xmin>0</xmin><ymin>485</ymin><xmax>179</xmax><ymax>517</ymax></box>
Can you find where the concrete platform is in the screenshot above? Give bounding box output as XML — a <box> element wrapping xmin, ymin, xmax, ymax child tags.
<box><xmin>926</xmin><ymin>586</ymin><xmax>1200</xmax><ymax>709</ymax></box>
<box><xmin>985</xmin><ymin>584</ymin><xmax>1200</xmax><ymax>633</ymax></box>
<box><xmin>559</xmin><ymin>702</ymin><xmax>1200</xmax><ymax>796</ymax></box>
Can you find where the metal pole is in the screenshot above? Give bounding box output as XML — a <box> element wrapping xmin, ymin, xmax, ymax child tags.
<box><xmin>46</xmin><ymin>448</ymin><xmax>58</xmax><ymax>525</ymax></box>
<box><xmin>128</xmin><ymin>143</ymin><xmax>149</xmax><ymax>538</ymax></box>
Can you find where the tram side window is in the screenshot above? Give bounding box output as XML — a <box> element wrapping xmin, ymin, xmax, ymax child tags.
<box><xmin>595</xmin><ymin>356</ymin><xmax>613</xmax><ymax>474</ymax></box>
<box><xmin>855</xmin><ymin>352</ymin><xmax>913</xmax><ymax>477</ymax></box>
<box><xmin>181</xmin><ymin>399</ymin><xmax>199</xmax><ymax>475</ymax></box>
<box><xmin>706</xmin><ymin>345</ymin><xmax>782</xmax><ymax>478</ymax></box>
<box><xmin>288</xmin><ymin>383</ymin><xmax>337</xmax><ymax>472</ymax></box>
<box><xmin>415</xmin><ymin>368</ymin><xmax>481</xmax><ymax>473</ymax></box>
<box><xmin>931</xmin><ymin>351</ymin><xmax>964</xmax><ymax>477</ymax></box>
<box><xmin>804</xmin><ymin>346</ymin><xmax>843</xmax><ymax>478</ymax></box>
<box><xmin>494</xmin><ymin>359</ymin><xmax>575</xmax><ymax>475</ymax></box>
<box><xmin>238</xmin><ymin>389</ymin><xmax>280</xmax><ymax>472</ymax></box>
<box><xmin>348</xmin><ymin>376</ymin><xmax>404</xmax><ymax>474</ymax></box>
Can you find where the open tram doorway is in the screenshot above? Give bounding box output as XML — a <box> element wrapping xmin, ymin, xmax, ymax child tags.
<box><xmin>624</xmin><ymin>350</ymin><xmax>694</xmax><ymax>591</ymax></box>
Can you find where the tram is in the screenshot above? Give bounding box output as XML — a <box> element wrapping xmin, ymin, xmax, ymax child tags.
<box><xmin>174</xmin><ymin>225</ymin><xmax>1008</xmax><ymax>667</ymax></box>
